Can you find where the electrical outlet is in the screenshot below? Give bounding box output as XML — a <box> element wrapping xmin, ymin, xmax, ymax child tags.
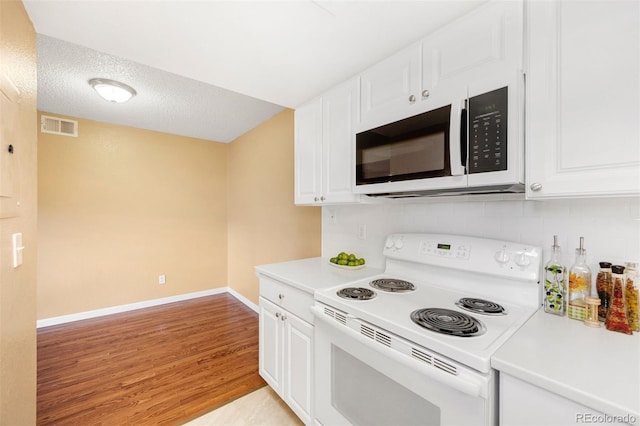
<box><xmin>328</xmin><ymin>209</ymin><xmax>337</xmax><ymax>224</ymax></box>
<box><xmin>357</xmin><ymin>224</ymin><xmax>367</xmax><ymax>240</ymax></box>
<box><xmin>159</xmin><ymin>274</ymin><xmax>166</xmax><ymax>285</ymax></box>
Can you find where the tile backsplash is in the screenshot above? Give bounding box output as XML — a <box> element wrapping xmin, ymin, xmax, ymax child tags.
<box><xmin>322</xmin><ymin>197</ymin><xmax>640</xmax><ymax>272</ymax></box>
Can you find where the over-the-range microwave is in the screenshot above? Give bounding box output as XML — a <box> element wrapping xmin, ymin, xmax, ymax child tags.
<box><xmin>354</xmin><ymin>84</ymin><xmax>524</xmax><ymax>198</ymax></box>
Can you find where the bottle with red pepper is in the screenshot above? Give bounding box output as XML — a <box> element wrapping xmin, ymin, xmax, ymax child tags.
<box><xmin>605</xmin><ymin>265</ymin><xmax>632</xmax><ymax>335</ymax></box>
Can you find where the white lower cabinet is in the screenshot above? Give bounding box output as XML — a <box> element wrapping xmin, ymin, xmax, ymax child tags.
<box><xmin>500</xmin><ymin>374</ymin><xmax>632</xmax><ymax>426</ymax></box>
<box><xmin>258</xmin><ymin>276</ymin><xmax>314</xmax><ymax>425</ymax></box>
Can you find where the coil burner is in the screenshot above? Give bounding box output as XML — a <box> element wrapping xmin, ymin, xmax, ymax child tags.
<box><xmin>455</xmin><ymin>298</ymin><xmax>506</xmax><ymax>315</ymax></box>
<box><xmin>410</xmin><ymin>308</ymin><xmax>486</xmax><ymax>337</ymax></box>
<box><xmin>337</xmin><ymin>287</ymin><xmax>377</xmax><ymax>301</ymax></box>
<box><xmin>370</xmin><ymin>278</ymin><xmax>415</xmax><ymax>293</ymax></box>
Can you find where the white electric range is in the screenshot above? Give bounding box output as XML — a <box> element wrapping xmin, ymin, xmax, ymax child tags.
<box><xmin>312</xmin><ymin>233</ymin><xmax>541</xmax><ymax>426</ymax></box>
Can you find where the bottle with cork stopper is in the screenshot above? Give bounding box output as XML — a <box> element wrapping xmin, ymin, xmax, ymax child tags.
<box><xmin>568</xmin><ymin>237</ymin><xmax>591</xmax><ymax>321</ymax></box>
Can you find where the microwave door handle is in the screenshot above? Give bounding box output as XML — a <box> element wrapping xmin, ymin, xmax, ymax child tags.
<box><xmin>449</xmin><ymin>101</ymin><xmax>466</xmax><ymax>176</ymax></box>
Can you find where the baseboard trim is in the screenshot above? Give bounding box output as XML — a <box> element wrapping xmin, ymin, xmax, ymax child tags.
<box><xmin>37</xmin><ymin>287</ymin><xmax>258</xmax><ymax>328</ymax></box>
<box><xmin>227</xmin><ymin>287</ymin><xmax>259</xmax><ymax>313</ymax></box>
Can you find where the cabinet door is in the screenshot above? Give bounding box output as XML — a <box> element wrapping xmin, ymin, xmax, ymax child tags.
<box><xmin>294</xmin><ymin>99</ymin><xmax>322</xmax><ymax>204</ymax></box>
<box><xmin>526</xmin><ymin>0</ymin><xmax>640</xmax><ymax>198</ymax></box>
<box><xmin>259</xmin><ymin>297</ymin><xmax>283</xmax><ymax>395</ymax></box>
<box><xmin>0</xmin><ymin>73</ymin><xmax>20</xmax><ymax>219</ymax></box>
<box><xmin>360</xmin><ymin>43</ymin><xmax>421</xmax><ymax>130</ymax></box>
<box><xmin>283</xmin><ymin>312</ymin><xmax>313</xmax><ymax>425</ymax></box>
<box><xmin>322</xmin><ymin>79</ymin><xmax>360</xmax><ymax>204</ymax></box>
<box><xmin>500</xmin><ymin>374</ymin><xmax>614</xmax><ymax>426</ymax></box>
<box><xmin>422</xmin><ymin>1</ymin><xmax>523</xmax><ymax>107</ymax></box>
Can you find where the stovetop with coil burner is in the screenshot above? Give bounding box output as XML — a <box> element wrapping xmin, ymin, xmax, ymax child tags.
<box><xmin>314</xmin><ymin>233</ymin><xmax>542</xmax><ymax>373</ymax></box>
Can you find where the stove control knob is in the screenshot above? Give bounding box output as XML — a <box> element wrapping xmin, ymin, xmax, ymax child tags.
<box><xmin>385</xmin><ymin>238</ymin><xmax>394</xmax><ymax>249</ymax></box>
<box><xmin>394</xmin><ymin>238</ymin><xmax>404</xmax><ymax>249</ymax></box>
<box><xmin>494</xmin><ymin>246</ymin><xmax>510</xmax><ymax>264</ymax></box>
<box><xmin>514</xmin><ymin>251</ymin><xmax>531</xmax><ymax>267</ymax></box>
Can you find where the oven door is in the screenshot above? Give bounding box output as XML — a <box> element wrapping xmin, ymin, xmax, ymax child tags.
<box><xmin>312</xmin><ymin>305</ymin><xmax>494</xmax><ymax>426</ymax></box>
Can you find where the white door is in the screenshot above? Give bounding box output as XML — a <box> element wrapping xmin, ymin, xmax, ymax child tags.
<box><xmin>294</xmin><ymin>99</ymin><xmax>322</xmax><ymax>204</ymax></box>
<box><xmin>322</xmin><ymin>79</ymin><xmax>360</xmax><ymax>204</ymax></box>
<box><xmin>422</xmin><ymin>0</ymin><xmax>523</xmax><ymax>107</ymax></box>
<box><xmin>259</xmin><ymin>297</ymin><xmax>283</xmax><ymax>395</ymax></box>
<box><xmin>359</xmin><ymin>43</ymin><xmax>421</xmax><ymax>130</ymax></box>
<box><xmin>526</xmin><ymin>0</ymin><xmax>640</xmax><ymax>198</ymax></box>
<box><xmin>0</xmin><ymin>73</ymin><xmax>20</xmax><ymax>219</ymax></box>
<box><xmin>284</xmin><ymin>312</ymin><xmax>313</xmax><ymax>425</ymax></box>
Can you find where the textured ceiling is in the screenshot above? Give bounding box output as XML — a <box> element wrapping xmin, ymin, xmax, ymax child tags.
<box><xmin>37</xmin><ymin>35</ymin><xmax>284</xmax><ymax>143</ymax></box>
<box><xmin>25</xmin><ymin>0</ymin><xmax>486</xmax><ymax>143</ymax></box>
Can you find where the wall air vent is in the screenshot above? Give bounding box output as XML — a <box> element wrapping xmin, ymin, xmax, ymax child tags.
<box><xmin>41</xmin><ymin>115</ymin><xmax>78</xmax><ymax>137</ymax></box>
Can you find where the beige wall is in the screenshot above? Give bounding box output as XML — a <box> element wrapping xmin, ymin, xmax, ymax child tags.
<box><xmin>0</xmin><ymin>0</ymin><xmax>38</xmax><ymax>423</ymax></box>
<box><xmin>38</xmin><ymin>109</ymin><xmax>321</xmax><ymax>317</ymax></box>
<box><xmin>38</xmin><ymin>114</ymin><xmax>229</xmax><ymax>319</ymax></box>
<box><xmin>227</xmin><ymin>110</ymin><xmax>321</xmax><ymax>304</ymax></box>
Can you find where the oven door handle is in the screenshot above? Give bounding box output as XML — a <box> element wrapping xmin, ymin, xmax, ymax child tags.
<box><xmin>312</xmin><ymin>306</ymin><xmax>486</xmax><ymax>399</ymax></box>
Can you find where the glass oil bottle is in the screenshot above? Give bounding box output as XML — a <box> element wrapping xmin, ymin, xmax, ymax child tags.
<box><xmin>568</xmin><ymin>237</ymin><xmax>591</xmax><ymax>320</ymax></box>
<box><xmin>543</xmin><ymin>235</ymin><xmax>566</xmax><ymax>316</ymax></box>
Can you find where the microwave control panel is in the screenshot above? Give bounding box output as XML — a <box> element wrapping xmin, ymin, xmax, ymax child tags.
<box><xmin>468</xmin><ymin>87</ymin><xmax>508</xmax><ymax>174</ymax></box>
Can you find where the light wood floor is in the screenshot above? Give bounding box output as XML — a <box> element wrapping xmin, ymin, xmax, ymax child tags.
<box><xmin>37</xmin><ymin>293</ymin><xmax>266</xmax><ymax>425</ymax></box>
<box><xmin>185</xmin><ymin>386</ymin><xmax>303</xmax><ymax>426</ymax></box>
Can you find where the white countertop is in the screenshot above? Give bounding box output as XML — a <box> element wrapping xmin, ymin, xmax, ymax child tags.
<box><xmin>492</xmin><ymin>309</ymin><xmax>640</xmax><ymax>420</ymax></box>
<box><xmin>255</xmin><ymin>257</ymin><xmax>384</xmax><ymax>294</ymax></box>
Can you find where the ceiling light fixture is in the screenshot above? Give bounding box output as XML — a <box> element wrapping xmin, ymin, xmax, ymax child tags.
<box><xmin>88</xmin><ymin>78</ymin><xmax>136</xmax><ymax>103</ymax></box>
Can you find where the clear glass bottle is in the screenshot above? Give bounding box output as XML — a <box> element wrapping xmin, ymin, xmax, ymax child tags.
<box><xmin>595</xmin><ymin>262</ymin><xmax>612</xmax><ymax>321</ymax></box>
<box><xmin>568</xmin><ymin>237</ymin><xmax>591</xmax><ymax>320</ymax></box>
<box><xmin>543</xmin><ymin>235</ymin><xmax>566</xmax><ymax>316</ymax></box>
<box><xmin>625</xmin><ymin>262</ymin><xmax>639</xmax><ymax>332</ymax></box>
<box><xmin>605</xmin><ymin>265</ymin><xmax>632</xmax><ymax>335</ymax></box>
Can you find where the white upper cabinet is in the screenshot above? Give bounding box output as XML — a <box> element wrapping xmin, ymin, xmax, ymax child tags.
<box><xmin>359</xmin><ymin>1</ymin><xmax>523</xmax><ymax>132</ymax></box>
<box><xmin>295</xmin><ymin>78</ymin><xmax>360</xmax><ymax>205</ymax></box>
<box><xmin>526</xmin><ymin>0</ymin><xmax>640</xmax><ymax>198</ymax></box>
<box><xmin>294</xmin><ymin>99</ymin><xmax>322</xmax><ymax>204</ymax></box>
<box><xmin>422</xmin><ymin>0</ymin><xmax>523</xmax><ymax>104</ymax></box>
<box><xmin>359</xmin><ymin>43</ymin><xmax>421</xmax><ymax>130</ymax></box>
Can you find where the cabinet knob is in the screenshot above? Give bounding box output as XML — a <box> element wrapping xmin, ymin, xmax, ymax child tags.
<box><xmin>320</xmin><ymin>196</ymin><xmax>325</xmax><ymax>201</ymax></box>
<box><xmin>530</xmin><ymin>183</ymin><xmax>542</xmax><ymax>192</ymax></box>
<box><xmin>422</xmin><ymin>90</ymin><xmax>430</xmax><ymax>99</ymax></box>
<box><xmin>275</xmin><ymin>312</ymin><xmax>281</xmax><ymax>318</ymax></box>
<box><xmin>408</xmin><ymin>95</ymin><xmax>416</xmax><ymax>103</ymax></box>
<box><xmin>314</xmin><ymin>197</ymin><xmax>319</xmax><ymax>202</ymax></box>
<box><xmin>281</xmin><ymin>315</ymin><xmax>287</xmax><ymax>321</ymax></box>
<box><xmin>278</xmin><ymin>293</ymin><xmax>284</xmax><ymax>300</ymax></box>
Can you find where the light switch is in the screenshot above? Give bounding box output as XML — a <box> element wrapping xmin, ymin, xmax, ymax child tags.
<box><xmin>12</xmin><ymin>233</ymin><xmax>24</xmax><ymax>268</ymax></box>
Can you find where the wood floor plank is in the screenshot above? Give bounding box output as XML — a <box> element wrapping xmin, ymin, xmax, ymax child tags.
<box><xmin>37</xmin><ymin>293</ymin><xmax>266</xmax><ymax>425</ymax></box>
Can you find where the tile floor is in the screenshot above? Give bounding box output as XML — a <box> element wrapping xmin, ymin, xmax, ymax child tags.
<box><xmin>184</xmin><ymin>386</ymin><xmax>303</xmax><ymax>426</ymax></box>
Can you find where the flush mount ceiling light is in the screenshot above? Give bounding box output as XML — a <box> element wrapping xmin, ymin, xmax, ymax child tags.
<box><xmin>88</xmin><ymin>78</ymin><xmax>136</xmax><ymax>103</ymax></box>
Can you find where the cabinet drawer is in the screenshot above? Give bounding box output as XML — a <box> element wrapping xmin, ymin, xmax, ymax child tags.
<box><xmin>259</xmin><ymin>276</ymin><xmax>314</xmax><ymax>324</ymax></box>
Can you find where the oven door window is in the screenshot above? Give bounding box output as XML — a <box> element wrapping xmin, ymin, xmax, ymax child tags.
<box><xmin>356</xmin><ymin>105</ymin><xmax>452</xmax><ymax>185</ymax></box>
<box><xmin>333</xmin><ymin>346</ymin><xmax>440</xmax><ymax>425</ymax></box>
